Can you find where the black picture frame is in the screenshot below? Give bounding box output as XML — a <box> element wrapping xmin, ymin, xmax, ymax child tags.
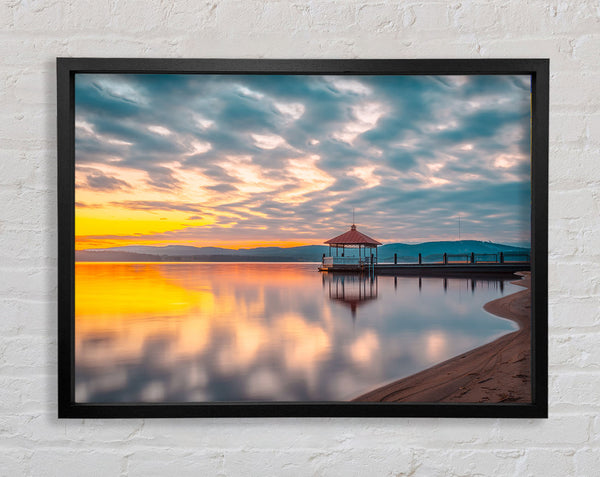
<box><xmin>57</xmin><ymin>58</ymin><xmax>548</xmax><ymax>418</ymax></box>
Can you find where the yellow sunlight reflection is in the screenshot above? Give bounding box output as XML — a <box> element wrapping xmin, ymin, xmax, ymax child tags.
<box><xmin>76</xmin><ymin>264</ymin><xmax>331</xmax><ymax>380</ymax></box>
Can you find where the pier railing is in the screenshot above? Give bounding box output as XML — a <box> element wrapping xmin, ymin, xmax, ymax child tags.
<box><xmin>381</xmin><ymin>251</ymin><xmax>530</xmax><ymax>265</ymax></box>
<box><xmin>322</xmin><ymin>251</ymin><xmax>530</xmax><ymax>267</ymax></box>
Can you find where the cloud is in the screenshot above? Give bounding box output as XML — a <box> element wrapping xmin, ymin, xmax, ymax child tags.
<box><xmin>85</xmin><ymin>171</ymin><xmax>131</xmax><ymax>191</ymax></box>
<box><xmin>75</xmin><ymin>73</ymin><xmax>532</xmax><ymax>247</ymax></box>
<box><xmin>109</xmin><ymin>201</ymin><xmax>203</xmax><ymax>213</ymax></box>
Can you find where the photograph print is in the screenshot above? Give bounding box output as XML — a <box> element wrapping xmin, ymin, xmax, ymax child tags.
<box><xmin>72</xmin><ymin>68</ymin><xmax>535</xmax><ymax>408</ymax></box>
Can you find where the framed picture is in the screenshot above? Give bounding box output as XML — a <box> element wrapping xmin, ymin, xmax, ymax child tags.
<box><xmin>57</xmin><ymin>58</ymin><xmax>548</xmax><ymax>418</ymax></box>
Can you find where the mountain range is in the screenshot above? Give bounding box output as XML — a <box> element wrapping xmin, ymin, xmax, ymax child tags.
<box><xmin>76</xmin><ymin>240</ymin><xmax>530</xmax><ymax>263</ymax></box>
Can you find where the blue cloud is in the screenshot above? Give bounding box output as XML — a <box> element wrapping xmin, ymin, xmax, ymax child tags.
<box><xmin>75</xmin><ymin>73</ymin><xmax>532</xmax><ymax>246</ymax></box>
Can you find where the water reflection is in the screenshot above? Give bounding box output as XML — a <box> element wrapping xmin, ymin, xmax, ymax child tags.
<box><xmin>75</xmin><ymin>263</ymin><xmax>518</xmax><ymax>402</ymax></box>
<box><xmin>323</xmin><ymin>273</ymin><xmax>378</xmax><ymax>319</ymax></box>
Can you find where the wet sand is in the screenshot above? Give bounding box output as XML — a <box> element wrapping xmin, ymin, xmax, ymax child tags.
<box><xmin>354</xmin><ymin>272</ymin><xmax>531</xmax><ymax>403</ymax></box>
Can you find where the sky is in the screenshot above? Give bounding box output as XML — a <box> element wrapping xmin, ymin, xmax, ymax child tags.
<box><xmin>74</xmin><ymin>73</ymin><xmax>532</xmax><ymax>250</ymax></box>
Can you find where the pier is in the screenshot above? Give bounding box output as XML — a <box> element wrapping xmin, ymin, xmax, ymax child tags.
<box><xmin>318</xmin><ymin>251</ymin><xmax>530</xmax><ymax>277</ymax></box>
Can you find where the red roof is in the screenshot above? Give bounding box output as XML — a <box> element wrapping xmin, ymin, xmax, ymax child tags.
<box><xmin>324</xmin><ymin>225</ymin><xmax>382</xmax><ymax>246</ymax></box>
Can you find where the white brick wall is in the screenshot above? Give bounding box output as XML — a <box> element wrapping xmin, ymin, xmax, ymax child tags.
<box><xmin>0</xmin><ymin>1</ymin><xmax>598</xmax><ymax>475</ymax></box>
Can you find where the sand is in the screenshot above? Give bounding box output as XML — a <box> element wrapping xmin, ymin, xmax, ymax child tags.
<box><xmin>354</xmin><ymin>272</ymin><xmax>531</xmax><ymax>403</ymax></box>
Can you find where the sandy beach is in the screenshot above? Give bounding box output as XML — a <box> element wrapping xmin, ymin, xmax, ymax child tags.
<box><xmin>354</xmin><ymin>272</ymin><xmax>531</xmax><ymax>403</ymax></box>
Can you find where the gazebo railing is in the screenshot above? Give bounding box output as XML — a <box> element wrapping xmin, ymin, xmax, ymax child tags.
<box><xmin>323</xmin><ymin>257</ymin><xmax>372</xmax><ymax>266</ymax></box>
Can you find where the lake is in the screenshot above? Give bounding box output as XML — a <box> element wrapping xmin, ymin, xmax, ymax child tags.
<box><xmin>75</xmin><ymin>262</ymin><xmax>518</xmax><ymax>402</ymax></box>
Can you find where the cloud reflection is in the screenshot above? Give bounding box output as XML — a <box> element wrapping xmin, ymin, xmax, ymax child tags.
<box><xmin>75</xmin><ymin>263</ymin><xmax>516</xmax><ymax>402</ymax></box>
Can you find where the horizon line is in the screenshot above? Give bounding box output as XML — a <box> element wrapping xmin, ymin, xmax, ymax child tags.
<box><xmin>78</xmin><ymin>238</ymin><xmax>532</xmax><ymax>252</ymax></box>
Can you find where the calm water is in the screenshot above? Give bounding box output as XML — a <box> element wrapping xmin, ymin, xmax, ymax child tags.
<box><xmin>75</xmin><ymin>262</ymin><xmax>518</xmax><ymax>402</ymax></box>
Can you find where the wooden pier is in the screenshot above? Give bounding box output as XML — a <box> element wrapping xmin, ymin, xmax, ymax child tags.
<box><xmin>318</xmin><ymin>251</ymin><xmax>530</xmax><ymax>277</ymax></box>
<box><xmin>319</xmin><ymin>262</ymin><xmax>529</xmax><ymax>276</ymax></box>
<box><xmin>375</xmin><ymin>262</ymin><xmax>529</xmax><ymax>277</ymax></box>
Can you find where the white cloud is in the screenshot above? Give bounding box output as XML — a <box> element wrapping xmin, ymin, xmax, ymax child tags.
<box><xmin>76</xmin><ymin>119</ymin><xmax>132</xmax><ymax>146</ymax></box>
<box><xmin>76</xmin><ymin>120</ymin><xmax>95</xmax><ymax>135</ymax></box>
<box><xmin>193</xmin><ymin>114</ymin><xmax>214</xmax><ymax>129</ymax></box>
<box><xmin>237</xmin><ymin>85</ymin><xmax>264</xmax><ymax>100</ymax></box>
<box><xmin>274</xmin><ymin>102</ymin><xmax>305</xmax><ymax>120</ymax></box>
<box><xmin>348</xmin><ymin>165</ymin><xmax>380</xmax><ymax>188</ymax></box>
<box><xmin>333</xmin><ymin>102</ymin><xmax>387</xmax><ymax>144</ymax></box>
<box><xmin>493</xmin><ymin>153</ymin><xmax>522</xmax><ymax>169</ymax></box>
<box><xmin>188</xmin><ymin>140</ymin><xmax>212</xmax><ymax>155</ymax></box>
<box><xmin>148</xmin><ymin>125</ymin><xmax>172</xmax><ymax>136</ymax></box>
<box><xmin>93</xmin><ymin>78</ymin><xmax>148</xmax><ymax>105</ymax></box>
<box><xmin>251</xmin><ymin>133</ymin><xmax>286</xmax><ymax>150</ymax></box>
<box><xmin>328</xmin><ymin>78</ymin><xmax>372</xmax><ymax>95</ymax></box>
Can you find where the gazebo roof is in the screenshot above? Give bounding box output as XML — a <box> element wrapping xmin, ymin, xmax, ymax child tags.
<box><xmin>324</xmin><ymin>225</ymin><xmax>382</xmax><ymax>246</ymax></box>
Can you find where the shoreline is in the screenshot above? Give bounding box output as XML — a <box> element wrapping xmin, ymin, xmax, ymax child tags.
<box><xmin>353</xmin><ymin>272</ymin><xmax>531</xmax><ymax>403</ymax></box>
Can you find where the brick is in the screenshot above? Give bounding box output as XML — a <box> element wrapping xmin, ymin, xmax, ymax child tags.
<box><xmin>551</xmin><ymin>332</ymin><xmax>600</xmax><ymax>369</ymax></box>
<box><xmin>549</xmin><ymin>296</ymin><xmax>600</xmax><ymax>328</ymax></box>
<box><xmin>62</xmin><ymin>419</ymin><xmax>147</xmax><ymax>445</ymax></box>
<box><xmin>0</xmin><ymin>149</ymin><xmax>56</xmax><ymax>189</ymax></box>
<box><xmin>552</xmin><ymin>71</ymin><xmax>600</xmax><ymax>108</ymax></box>
<box><xmin>551</xmin><ymin>113</ymin><xmax>588</xmax><ymax>144</ymax></box>
<box><xmin>11</xmin><ymin>0</ymin><xmax>67</xmax><ymax>32</ymax></box>
<box><xmin>550</xmin><ymin>145</ymin><xmax>600</xmax><ymax>188</ymax></box>
<box><xmin>575</xmin><ymin>447</ymin><xmax>600</xmax><ymax>476</ymax></box>
<box><xmin>356</xmin><ymin>4</ymin><xmax>403</xmax><ymax>33</ymax></box>
<box><xmin>63</xmin><ymin>1</ymin><xmax>114</xmax><ymax>31</ymax></box>
<box><xmin>410</xmin><ymin>3</ymin><xmax>454</xmax><ymax>32</ymax></box>
<box><xmin>0</xmin><ymin>230</ymin><xmax>57</xmax><ymax>267</ymax></box>
<box><xmin>548</xmin><ymin>261</ymin><xmax>600</xmax><ymax>298</ymax></box>
<box><xmin>0</xmin><ymin>377</ymin><xmax>48</xmax><ymax>415</ymax></box>
<box><xmin>573</xmin><ymin>33</ymin><xmax>600</xmax><ymax>66</ymax></box>
<box><xmin>1</xmin><ymin>298</ymin><xmax>55</xmax><ymax>336</ymax></box>
<box><xmin>551</xmin><ymin>373</ymin><xmax>600</xmax><ymax>408</ymax></box>
<box><xmin>481</xmin><ymin>37</ymin><xmax>577</xmax><ymax>71</ymax></box>
<box><xmin>591</xmin><ymin>415</ymin><xmax>600</xmax><ymax>445</ymax></box>
<box><xmin>126</xmin><ymin>449</ymin><xmax>224</xmax><ymax>476</ymax></box>
<box><xmin>11</xmin><ymin>69</ymin><xmax>55</xmax><ymax>105</ymax></box>
<box><xmin>0</xmin><ymin>448</ymin><xmax>33</xmax><ymax>477</ymax></box>
<box><xmin>413</xmin><ymin>448</ymin><xmax>522</xmax><ymax>477</ymax></box>
<box><xmin>0</xmin><ymin>267</ymin><xmax>56</xmax><ymax>301</ymax></box>
<box><xmin>520</xmin><ymin>449</ymin><xmax>577</xmax><ymax>476</ymax></box>
<box><xmin>0</xmin><ymin>335</ymin><xmax>56</xmax><ymax>372</ymax></box>
<box><xmin>1</xmin><ymin>187</ymin><xmax>56</xmax><ymax>228</ymax></box>
<box><xmin>224</xmin><ymin>447</ymin><xmax>414</xmax><ymax>476</ymax></box>
<box><xmin>550</xmin><ymin>188</ymin><xmax>599</xmax><ymax>221</ymax></box>
<box><xmin>0</xmin><ymin>108</ymin><xmax>51</xmax><ymax>147</ymax></box>
<box><xmin>587</xmin><ymin>113</ymin><xmax>600</xmax><ymax>144</ymax></box>
<box><xmin>452</xmin><ymin>2</ymin><xmax>502</xmax><ymax>34</ymax></box>
<box><xmin>30</xmin><ymin>450</ymin><xmax>122</xmax><ymax>477</ymax></box>
<box><xmin>307</xmin><ymin>2</ymin><xmax>358</xmax><ymax>33</ymax></box>
<box><xmin>493</xmin><ymin>415</ymin><xmax>590</xmax><ymax>445</ymax></box>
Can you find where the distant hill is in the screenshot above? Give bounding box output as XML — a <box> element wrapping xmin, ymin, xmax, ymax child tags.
<box><xmin>76</xmin><ymin>241</ymin><xmax>529</xmax><ymax>263</ymax></box>
<box><xmin>377</xmin><ymin>240</ymin><xmax>529</xmax><ymax>262</ymax></box>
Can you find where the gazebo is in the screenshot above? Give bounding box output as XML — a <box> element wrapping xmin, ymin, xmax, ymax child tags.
<box><xmin>320</xmin><ymin>224</ymin><xmax>382</xmax><ymax>270</ymax></box>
